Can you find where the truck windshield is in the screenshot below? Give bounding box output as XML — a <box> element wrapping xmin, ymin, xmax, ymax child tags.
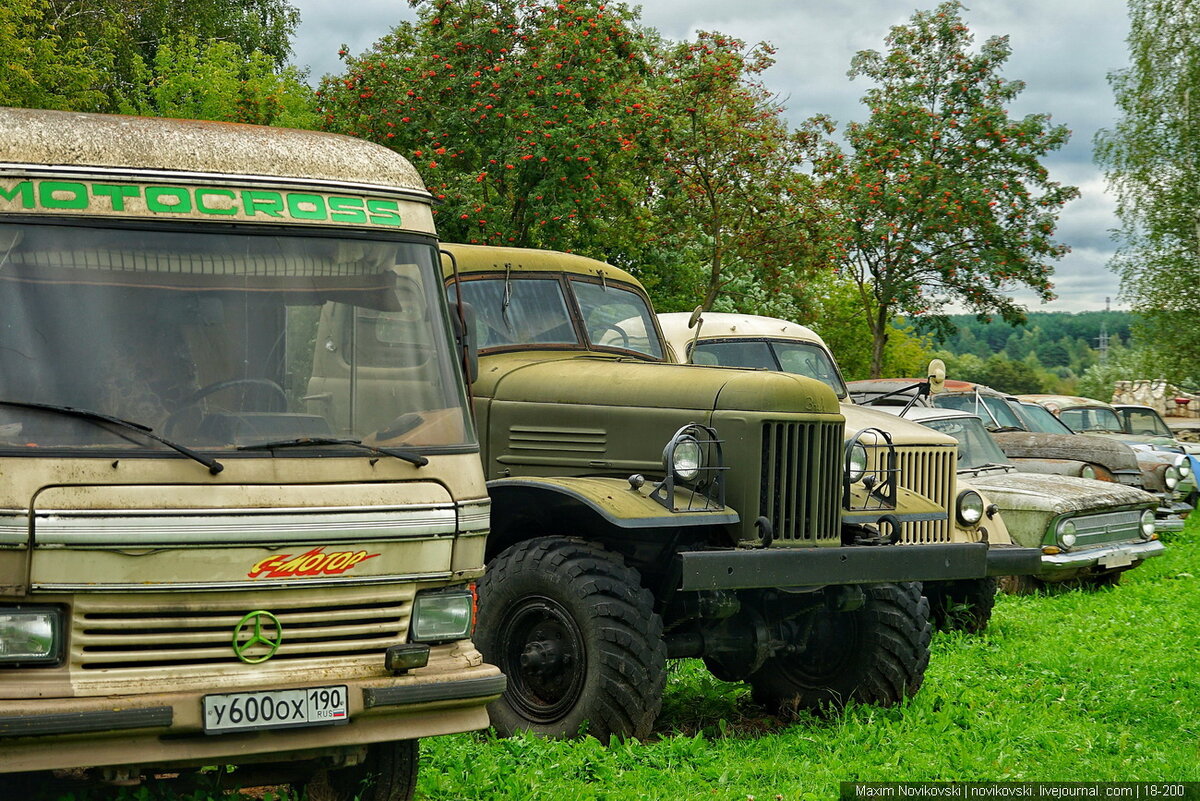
<box><xmin>0</xmin><ymin>222</ymin><xmax>472</xmax><ymax>454</ymax></box>
<box><xmin>1058</xmin><ymin>406</ymin><xmax>1124</xmax><ymax>434</ymax></box>
<box><xmin>450</xmin><ymin>274</ymin><xmax>664</xmax><ymax>358</ymax></box>
<box><xmin>920</xmin><ymin>415</ymin><xmax>1013</xmax><ymax>472</ymax></box>
<box><xmin>690</xmin><ymin>339</ymin><xmax>848</xmax><ymax>397</ymax></box>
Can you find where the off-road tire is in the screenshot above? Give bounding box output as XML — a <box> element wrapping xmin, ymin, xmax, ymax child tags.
<box><xmin>998</xmin><ymin>573</ymin><xmax>1043</xmax><ymax>595</ymax></box>
<box><xmin>924</xmin><ymin>577</ymin><xmax>997</xmax><ymax>634</ymax></box>
<box><xmin>475</xmin><ymin>537</ymin><xmax>666</xmax><ymax>741</ymax></box>
<box><xmin>306</xmin><ymin>740</ymin><xmax>418</xmax><ymax>801</ymax></box>
<box><xmin>748</xmin><ymin>582</ymin><xmax>930</xmax><ymax>717</ymax></box>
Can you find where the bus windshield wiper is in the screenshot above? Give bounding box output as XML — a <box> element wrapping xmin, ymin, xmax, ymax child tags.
<box><xmin>237</xmin><ymin>436</ymin><xmax>429</xmax><ymax>467</ymax></box>
<box><xmin>0</xmin><ymin>399</ymin><xmax>223</xmax><ymax>474</ymax></box>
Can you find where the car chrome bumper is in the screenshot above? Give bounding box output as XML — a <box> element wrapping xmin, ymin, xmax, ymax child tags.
<box><xmin>1039</xmin><ymin>539</ymin><xmax>1166</xmax><ymax>574</ymax></box>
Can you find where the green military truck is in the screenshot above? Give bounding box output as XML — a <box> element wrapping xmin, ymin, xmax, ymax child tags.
<box><xmin>428</xmin><ymin>244</ymin><xmax>1036</xmax><ymax>740</ymax></box>
<box><xmin>0</xmin><ymin>108</ymin><xmax>503</xmax><ymax>799</ymax></box>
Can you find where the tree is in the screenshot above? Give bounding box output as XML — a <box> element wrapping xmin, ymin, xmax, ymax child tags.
<box><xmin>1094</xmin><ymin>0</ymin><xmax>1200</xmax><ymax>385</ymax></box>
<box><xmin>0</xmin><ymin>0</ymin><xmax>107</xmax><ymax>111</ymax></box>
<box><xmin>120</xmin><ymin>33</ymin><xmax>317</xmax><ymax>127</ymax></box>
<box><xmin>635</xmin><ymin>32</ymin><xmax>830</xmax><ymax>315</ymax></box>
<box><xmin>316</xmin><ymin>0</ymin><xmax>656</xmax><ymax>252</ymax></box>
<box><xmin>811</xmin><ymin>1</ymin><xmax>1078</xmax><ymax>377</ymax></box>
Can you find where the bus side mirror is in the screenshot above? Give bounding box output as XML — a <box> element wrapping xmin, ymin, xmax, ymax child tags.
<box><xmin>451</xmin><ymin>302</ymin><xmax>479</xmax><ymax>384</ymax></box>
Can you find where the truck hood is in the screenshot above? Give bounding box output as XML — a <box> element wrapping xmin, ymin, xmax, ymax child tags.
<box><xmin>991</xmin><ymin>431</ymin><xmax>1139</xmax><ymax>471</ymax></box>
<box><xmin>965</xmin><ymin>471</ymin><xmax>1154</xmax><ymax>516</ymax></box>
<box><xmin>842</xmin><ymin>404</ymin><xmax>956</xmax><ymax>447</ymax></box>
<box><xmin>484</xmin><ymin>354</ymin><xmax>841</xmax><ymax>415</ymax></box>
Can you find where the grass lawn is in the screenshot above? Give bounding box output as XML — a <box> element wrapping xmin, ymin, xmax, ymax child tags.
<box><xmin>418</xmin><ymin>523</ymin><xmax>1200</xmax><ymax>800</ymax></box>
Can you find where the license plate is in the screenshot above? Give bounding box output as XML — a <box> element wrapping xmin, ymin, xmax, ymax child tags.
<box><xmin>203</xmin><ymin>685</ymin><xmax>349</xmax><ymax>734</ymax></box>
<box><xmin>1100</xmin><ymin>551</ymin><xmax>1133</xmax><ymax>569</ymax></box>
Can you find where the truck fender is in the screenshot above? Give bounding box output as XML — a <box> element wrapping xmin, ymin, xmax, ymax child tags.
<box><xmin>485</xmin><ymin>476</ymin><xmax>740</xmax><ymax>559</ymax></box>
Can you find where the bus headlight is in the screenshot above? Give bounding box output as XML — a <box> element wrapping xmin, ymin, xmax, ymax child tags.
<box><xmin>410</xmin><ymin>590</ymin><xmax>474</xmax><ymax>643</ymax></box>
<box><xmin>955</xmin><ymin>490</ymin><xmax>985</xmax><ymax>527</ymax></box>
<box><xmin>0</xmin><ymin>607</ymin><xmax>63</xmax><ymax>665</ymax></box>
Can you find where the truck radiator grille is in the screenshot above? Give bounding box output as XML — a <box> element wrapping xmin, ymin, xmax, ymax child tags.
<box><xmin>759</xmin><ymin>421</ymin><xmax>843</xmax><ymax>544</ymax></box>
<box><xmin>895</xmin><ymin>447</ymin><xmax>956</xmax><ymax>543</ymax></box>
<box><xmin>72</xmin><ymin>587</ymin><xmax>411</xmax><ymax>672</ymax></box>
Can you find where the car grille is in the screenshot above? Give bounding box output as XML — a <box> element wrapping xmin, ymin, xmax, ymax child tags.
<box><xmin>759</xmin><ymin>421</ymin><xmax>843</xmax><ymax>544</ymax></box>
<box><xmin>895</xmin><ymin>446</ymin><xmax>956</xmax><ymax>543</ymax></box>
<box><xmin>1070</xmin><ymin>509</ymin><xmax>1144</xmax><ymax>547</ymax></box>
<box><xmin>71</xmin><ymin>585</ymin><xmax>412</xmax><ymax>674</ymax></box>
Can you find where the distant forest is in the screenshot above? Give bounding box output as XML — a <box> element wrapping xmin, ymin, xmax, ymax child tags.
<box><xmin>918</xmin><ymin>311</ymin><xmax>1135</xmax><ymax>397</ymax></box>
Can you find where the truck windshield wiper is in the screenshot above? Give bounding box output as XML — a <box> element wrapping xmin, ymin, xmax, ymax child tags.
<box><xmin>237</xmin><ymin>436</ymin><xmax>429</xmax><ymax>467</ymax></box>
<box><xmin>0</xmin><ymin>399</ymin><xmax>223</xmax><ymax>474</ymax></box>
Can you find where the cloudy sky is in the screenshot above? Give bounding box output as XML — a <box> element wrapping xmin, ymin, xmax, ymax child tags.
<box><xmin>288</xmin><ymin>0</ymin><xmax>1133</xmax><ymax>313</ymax></box>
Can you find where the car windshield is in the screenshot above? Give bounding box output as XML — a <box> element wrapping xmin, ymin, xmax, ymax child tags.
<box><xmin>0</xmin><ymin>221</ymin><xmax>472</xmax><ymax>454</ymax></box>
<box><xmin>1059</xmin><ymin>406</ymin><xmax>1124</xmax><ymax>433</ymax></box>
<box><xmin>690</xmin><ymin>339</ymin><xmax>848</xmax><ymax>397</ymax></box>
<box><xmin>1009</xmin><ymin>401</ymin><xmax>1076</xmax><ymax>434</ymax></box>
<box><xmin>450</xmin><ymin>274</ymin><xmax>664</xmax><ymax>359</ymax></box>
<box><xmin>932</xmin><ymin>392</ymin><xmax>1024</xmax><ymax>430</ymax></box>
<box><xmin>921</xmin><ymin>415</ymin><xmax>1013</xmax><ymax>471</ymax></box>
<box><xmin>1120</xmin><ymin>408</ymin><xmax>1173</xmax><ymax>437</ymax></box>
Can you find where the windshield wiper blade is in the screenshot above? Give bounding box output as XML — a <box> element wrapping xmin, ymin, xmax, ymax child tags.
<box><xmin>0</xmin><ymin>399</ymin><xmax>223</xmax><ymax>474</ymax></box>
<box><xmin>237</xmin><ymin>436</ymin><xmax>429</xmax><ymax>467</ymax></box>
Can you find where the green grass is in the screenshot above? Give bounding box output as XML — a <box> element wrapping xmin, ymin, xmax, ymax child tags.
<box><xmin>50</xmin><ymin>523</ymin><xmax>1200</xmax><ymax>799</ymax></box>
<box><xmin>417</xmin><ymin>524</ymin><xmax>1200</xmax><ymax>800</ymax></box>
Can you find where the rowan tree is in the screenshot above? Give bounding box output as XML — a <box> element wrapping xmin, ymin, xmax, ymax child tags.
<box><xmin>316</xmin><ymin>0</ymin><xmax>656</xmax><ymax>251</ymax></box>
<box><xmin>1095</xmin><ymin>0</ymin><xmax>1200</xmax><ymax>384</ymax></box>
<box><xmin>634</xmin><ymin>32</ymin><xmax>832</xmax><ymax>317</ymax></box>
<box><xmin>0</xmin><ymin>0</ymin><xmax>107</xmax><ymax>111</ymax></box>
<box><xmin>814</xmin><ymin>1</ymin><xmax>1078</xmax><ymax>377</ymax></box>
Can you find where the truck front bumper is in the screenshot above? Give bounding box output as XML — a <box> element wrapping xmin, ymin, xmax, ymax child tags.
<box><xmin>678</xmin><ymin>541</ymin><xmax>1040</xmax><ymax>591</ymax></box>
<box><xmin>0</xmin><ymin>654</ymin><xmax>504</xmax><ymax>774</ymax></box>
<box><xmin>1039</xmin><ymin>538</ymin><xmax>1166</xmax><ymax>576</ymax></box>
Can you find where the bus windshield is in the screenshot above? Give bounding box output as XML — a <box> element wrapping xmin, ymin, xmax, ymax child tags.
<box><xmin>0</xmin><ymin>222</ymin><xmax>472</xmax><ymax>455</ymax></box>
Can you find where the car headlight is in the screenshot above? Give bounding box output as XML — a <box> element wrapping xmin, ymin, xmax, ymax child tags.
<box><xmin>667</xmin><ymin>435</ymin><xmax>703</xmax><ymax>483</ymax></box>
<box><xmin>1165</xmin><ymin>464</ymin><xmax>1180</xmax><ymax>490</ymax></box>
<box><xmin>846</xmin><ymin>442</ymin><xmax>868</xmax><ymax>484</ymax></box>
<box><xmin>0</xmin><ymin>607</ymin><xmax>63</xmax><ymax>664</ymax></box>
<box><xmin>1057</xmin><ymin>519</ymin><xmax>1077</xmax><ymax>548</ymax></box>
<box><xmin>1174</xmin><ymin>454</ymin><xmax>1191</xmax><ymax>480</ymax></box>
<box><xmin>1080</xmin><ymin>465</ymin><xmax>1096</xmax><ymax>480</ymax></box>
<box><xmin>1140</xmin><ymin>509</ymin><xmax>1156</xmax><ymax>538</ymax></box>
<box><xmin>955</xmin><ymin>490</ymin><xmax>985</xmax><ymax>527</ymax></box>
<box><xmin>410</xmin><ymin>590</ymin><xmax>474</xmax><ymax>643</ymax></box>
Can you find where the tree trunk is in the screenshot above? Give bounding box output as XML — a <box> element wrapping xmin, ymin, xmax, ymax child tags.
<box><xmin>869</xmin><ymin>305</ymin><xmax>891</xmax><ymax>378</ymax></box>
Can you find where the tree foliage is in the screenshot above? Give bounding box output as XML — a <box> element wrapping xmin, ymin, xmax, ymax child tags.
<box><xmin>1095</xmin><ymin>0</ymin><xmax>1200</xmax><ymax>385</ymax></box>
<box><xmin>316</xmin><ymin>0</ymin><xmax>655</xmax><ymax>252</ymax></box>
<box><xmin>0</xmin><ymin>0</ymin><xmax>107</xmax><ymax>111</ymax></box>
<box><xmin>810</xmin><ymin>1</ymin><xmax>1078</xmax><ymax>377</ymax></box>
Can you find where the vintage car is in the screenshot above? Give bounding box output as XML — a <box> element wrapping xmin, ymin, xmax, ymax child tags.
<box><xmin>875</xmin><ymin>406</ymin><xmax>1163</xmax><ymax>592</ymax></box>
<box><xmin>1019</xmin><ymin>393</ymin><xmax>1194</xmax><ymax>522</ymax></box>
<box><xmin>657</xmin><ymin>311</ymin><xmax>1024</xmax><ymax>632</ymax></box>
<box><xmin>850</xmin><ymin>379</ymin><xmax>1190</xmax><ymax>529</ymax></box>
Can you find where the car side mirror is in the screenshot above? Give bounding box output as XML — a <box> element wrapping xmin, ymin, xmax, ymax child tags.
<box><xmin>451</xmin><ymin>301</ymin><xmax>479</xmax><ymax>384</ymax></box>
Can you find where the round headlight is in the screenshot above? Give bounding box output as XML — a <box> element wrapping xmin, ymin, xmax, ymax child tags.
<box><xmin>1080</xmin><ymin>465</ymin><xmax>1097</xmax><ymax>480</ymax></box>
<box><xmin>671</xmin><ymin>436</ymin><xmax>702</xmax><ymax>483</ymax></box>
<box><xmin>847</xmin><ymin>442</ymin><xmax>868</xmax><ymax>484</ymax></box>
<box><xmin>1174</xmin><ymin>454</ymin><xmax>1191</xmax><ymax>480</ymax></box>
<box><xmin>956</xmin><ymin>490</ymin><xmax>985</xmax><ymax>526</ymax></box>
<box><xmin>1165</xmin><ymin>465</ymin><xmax>1180</xmax><ymax>490</ymax></box>
<box><xmin>1058</xmin><ymin>519</ymin><xmax>1077</xmax><ymax>548</ymax></box>
<box><xmin>1140</xmin><ymin>509</ymin><xmax>1156</xmax><ymax>537</ymax></box>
